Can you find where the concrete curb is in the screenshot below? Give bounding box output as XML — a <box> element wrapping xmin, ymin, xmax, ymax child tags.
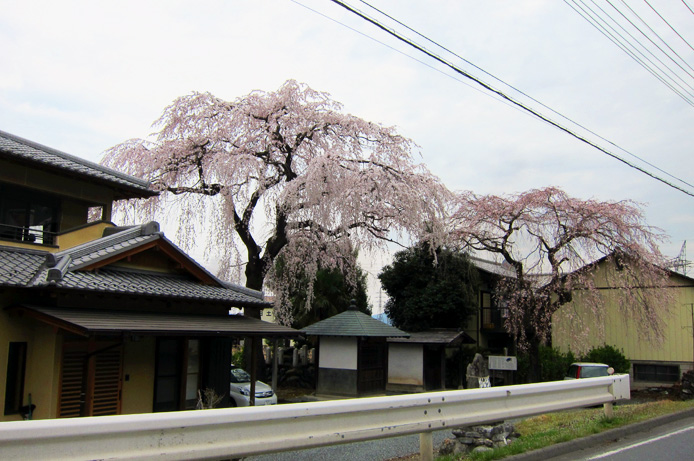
<box><xmin>504</xmin><ymin>406</ymin><xmax>694</xmax><ymax>461</ymax></box>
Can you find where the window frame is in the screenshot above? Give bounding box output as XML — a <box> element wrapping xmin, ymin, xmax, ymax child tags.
<box><xmin>633</xmin><ymin>363</ymin><xmax>680</xmax><ymax>383</ymax></box>
<box><xmin>0</xmin><ymin>184</ymin><xmax>60</xmax><ymax>245</ymax></box>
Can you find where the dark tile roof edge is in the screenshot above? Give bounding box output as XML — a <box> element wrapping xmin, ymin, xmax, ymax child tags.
<box><xmin>0</xmin><ymin>129</ymin><xmax>155</xmax><ymax>196</ymax></box>
<box><xmin>0</xmin><ymin>244</ymin><xmax>49</xmax><ymax>256</ymax></box>
<box><xmin>301</xmin><ymin>310</ymin><xmax>410</xmax><ymax>337</ymax></box>
<box><xmin>221</xmin><ymin>282</ymin><xmax>265</xmax><ymax>300</ymax></box>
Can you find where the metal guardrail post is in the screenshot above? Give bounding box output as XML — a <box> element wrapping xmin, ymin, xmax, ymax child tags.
<box><xmin>420</xmin><ymin>431</ymin><xmax>433</xmax><ymax>461</ymax></box>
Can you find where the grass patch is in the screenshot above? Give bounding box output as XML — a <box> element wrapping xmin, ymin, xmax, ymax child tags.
<box><xmin>443</xmin><ymin>399</ymin><xmax>694</xmax><ymax>460</ymax></box>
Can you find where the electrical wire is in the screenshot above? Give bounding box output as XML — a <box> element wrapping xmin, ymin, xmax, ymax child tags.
<box><xmin>607</xmin><ymin>0</ymin><xmax>694</xmax><ymax>91</ymax></box>
<box><xmin>358</xmin><ymin>0</ymin><xmax>694</xmax><ymax>191</ymax></box>
<box><xmin>629</xmin><ymin>0</ymin><xmax>694</xmax><ymax>72</ymax></box>
<box><xmin>323</xmin><ymin>0</ymin><xmax>694</xmax><ymax>197</ymax></box>
<box><xmin>645</xmin><ymin>0</ymin><xmax>694</xmax><ymax>54</ymax></box>
<box><xmin>568</xmin><ymin>0</ymin><xmax>694</xmax><ymax>105</ymax></box>
<box><xmin>682</xmin><ymin>0</ymin><xmax>694</xmax><ymax>16</ymax></box>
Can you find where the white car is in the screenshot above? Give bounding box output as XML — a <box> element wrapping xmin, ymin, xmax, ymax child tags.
<box><xmin>230</xmin><ymin>368</ymin><xmax>277</xmax><ymax>406</ymax></box>
<box><xmin>564</xmin><ymin>362</ymin><xmax>614</xmax><ymax>379</ymax></box>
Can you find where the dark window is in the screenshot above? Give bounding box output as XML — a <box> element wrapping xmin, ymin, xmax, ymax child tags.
<box><xmin>4</xmin><ymin>342</ymin><xmax>27</xmax><ymax>415</ymax></box>
<box><xmin>0</xmin><ymin>184</ymin><xmax>59</xmax><ymax>245</ymax></box>
<box><xmin>153</xmin><ymin>338</ymin><xmax>184</xmax><ymax>412</ymax></box>
<box><xmin>633</xmin><ymin>364</ymin><xmax>680</xmax><ymax>383</ymax></box>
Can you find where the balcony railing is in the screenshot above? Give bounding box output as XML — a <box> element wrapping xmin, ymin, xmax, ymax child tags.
<box><xmin>0</xmin><ymin>223</ymin><xmax>57</xmax><ymax>245</ymax></box>
<box><xmin>481</xmin><ymin>307</ymin><xmax>508</xmax><ymax>330</ymax></box>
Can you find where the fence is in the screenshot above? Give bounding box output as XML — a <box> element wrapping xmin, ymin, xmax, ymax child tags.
<box><xmin>0</xmin><ymin>375</ymin><xmax>629</xmax><ymax>461</ymax></box>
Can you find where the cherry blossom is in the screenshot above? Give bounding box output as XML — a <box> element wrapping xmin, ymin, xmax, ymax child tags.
<box><xmin>102</xmin><ymin>80</ymin><xmax>450</xmax><ymax>323</ymax></box>
<box><xmin>451</xmin><ymin>187</ymin><xmax>673</xmax><ymax>381</ymax></box>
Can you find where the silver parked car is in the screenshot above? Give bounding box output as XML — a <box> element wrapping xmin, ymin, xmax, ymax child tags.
<box><xmin>230</xmin><ymin>367</ymin><xmax>277</xmax><ymax>406</ymax></box>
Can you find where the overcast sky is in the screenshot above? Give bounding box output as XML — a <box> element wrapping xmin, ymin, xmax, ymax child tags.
<box><xmin>2</xmin><ymin>1</ymin><xmax>693</xmax><ymax>310</ymax></box>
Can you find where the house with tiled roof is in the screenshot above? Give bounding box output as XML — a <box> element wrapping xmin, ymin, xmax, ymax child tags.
<box><xmin>0</xmin><ymin>130</ymin><xmax>299</xmax><ymax>421</ymax></box>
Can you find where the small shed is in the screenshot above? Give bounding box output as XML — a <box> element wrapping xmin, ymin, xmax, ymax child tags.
<box><xmin>387</xmin><ymin>329</ymin><xmax>475</xmax><ymax>393</ymax></box>
<box><xmin>302</xmin><ymin>302</ymin><xmax>409</xmax><ymax>397</ymax></box>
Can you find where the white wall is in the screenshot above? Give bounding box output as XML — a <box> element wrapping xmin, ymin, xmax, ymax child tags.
<box><xmin>388</xmin><ymin>343</ymin><xmax>423</xmax><ymax>386</ymax></box>
<box><xmin>319</xmin><ymin>337</ymin><xmax>357</xmax><ymax>370</ymax></box>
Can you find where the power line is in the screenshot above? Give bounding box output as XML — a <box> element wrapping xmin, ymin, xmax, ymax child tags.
<box><xmin>358</xmin><ymin>0</ymin><xmax>694</xmax><ymax>191</ymax></box>
<box><xmin>631</xmin><ymin>0</ymin><xmax>694</xmax><ymax>72</ymax></box>
<box><xmin>682</xmin><ymin>0</ymin><xmax>694</xmax><ymax>16</ymax></box>
<box><xmin>645</xmin><ymin>0</ymin><xmax>694</xmax><ymax>54</ymax></box>
<box><xmin>606</xmin><ymin>0</ymin><xmax>694</xmax><ymax>92</ymax></box>
<box><xmin>325</xmin><ymin>0</ymin><xmax>694</xmax><ymax>198</ymax></box>
<box><xmin>567</xmin><ymin>0</ymin><xmax>694</xmax><ymax>106</ymax></box>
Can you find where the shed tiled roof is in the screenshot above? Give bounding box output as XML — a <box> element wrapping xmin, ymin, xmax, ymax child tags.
<box><xmin>302</xmin><ymin>307</ymin><xmax>409</xmax><ymax>338</ymax></box>
<box><xmin>387</xmin><ymin>329</ymin><xmax>475</xmax><ymax>345</ymax></box>
<box><xmin>0</xmin><ymin>223</ymin><xmax>269</xmax><ymax>308</ymax></box>
<box><xmin>0</xmin><ymin>129</ymin><xmax>156</xmax><ymax>199</ymax></box>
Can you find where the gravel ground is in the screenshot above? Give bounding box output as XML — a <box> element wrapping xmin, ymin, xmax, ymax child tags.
<box><xmin>246</xmin><ymin>428</ymin><xmax>453</xmax><ymax>461</ymax></box>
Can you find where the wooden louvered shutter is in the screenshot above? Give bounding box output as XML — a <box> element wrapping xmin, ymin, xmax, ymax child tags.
<box><xmin>58</xmin><ymin>345</ymin><xmax>86</xmax><ymax>418</ymax></box>
<box><xmin>58</xmin><ymin>341</ymin><xmax>123</xmax><ymax>418</ymax></box>
<box><xmin>92</xmin><ymin>346</ymin><xmax>123</xmax><ymax>416</ymax></box>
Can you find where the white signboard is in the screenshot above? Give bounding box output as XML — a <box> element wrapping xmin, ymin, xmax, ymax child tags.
<box><xmin>489</xmin><ymin>356</ymin><xmax>517</xmax><ymax>371</ymax></box>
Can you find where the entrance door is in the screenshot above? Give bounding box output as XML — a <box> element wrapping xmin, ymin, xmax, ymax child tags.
<box><xmin>58</xmin><ymin>340</ymin><xmax>123</xmax><ymax>418</ymax></box>
<box><xmin>423</xmin><ymin>346</ymin><xmax>443</xmax><ymax>390</ymax></box>
<box><xmin>357</xmin><ymin>339</ymin><xmax>387</xmax><ymax>395</ymax></box>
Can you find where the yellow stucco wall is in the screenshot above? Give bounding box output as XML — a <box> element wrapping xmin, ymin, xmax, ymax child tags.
<box><xmin>120</xmin><ymin>337</ymin><xmax>156</xmax><ymax>415</ymax></box>
<box><xmin>0</xmin><ymin>308</ymin><xmax>61</xmax><ymax>421</ymax></box>
<box><xmin>56</xmin><ymin>222</ymin><xmax>114</xmax><ymax>251</ymax></box>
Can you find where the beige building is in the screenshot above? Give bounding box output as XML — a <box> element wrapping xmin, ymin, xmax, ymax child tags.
<box><xmin>552</xmin><ymin>257</ymin><xmax>694</xmax><ymax>388</ymax></box>
<box><xmin>0</xmin><ymin>130</ymin><xmax>298</xmax><ymax>421</ymax></box>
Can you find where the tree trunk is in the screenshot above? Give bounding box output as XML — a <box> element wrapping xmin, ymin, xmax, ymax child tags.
<box><xmin>526</xmin><ymin>337</ymin><xmax>542</xmax><ymax>383</ymax></box>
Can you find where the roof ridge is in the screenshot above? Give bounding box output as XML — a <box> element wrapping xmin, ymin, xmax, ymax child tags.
<box><xmin>53</xmin><ymin>222</ymin><xmax>160</xmax><ymax>263</ymax></box>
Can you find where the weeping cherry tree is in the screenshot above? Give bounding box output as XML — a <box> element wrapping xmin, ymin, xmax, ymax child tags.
<box><xmin>451</xmin><ymin>186</ymin><xmax>674</xmax><ymax>382</ymax></box>
<box><xmin>102</xmin><ymin>80</ymin><xmax>450</xmax><ymax>323</ymax></box>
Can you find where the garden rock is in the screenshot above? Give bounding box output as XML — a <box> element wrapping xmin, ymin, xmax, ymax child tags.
<box><xmin>439</xmin><ymin>422</ymin><xmax>519</xmax><ymax>455</ymax></box>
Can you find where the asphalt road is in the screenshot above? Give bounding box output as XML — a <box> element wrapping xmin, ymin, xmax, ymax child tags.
<box><xmin>544</xmin><ymin>415</ymin><xmax>694</xmax><ymax>461</ymax></box>
<box><xmin>246</xmin><ymin>428</ymin><xmax>453</xmax><ymax>461</ymax></box>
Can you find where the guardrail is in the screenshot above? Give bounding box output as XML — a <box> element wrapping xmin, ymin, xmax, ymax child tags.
<box><xmin>0</xmin><ymin>375</ymin><xmax>629</xmax><ymax>461</ymax></box>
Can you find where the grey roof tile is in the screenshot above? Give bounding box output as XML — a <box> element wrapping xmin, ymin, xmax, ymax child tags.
<box><xmin>0</xmin><ymin>129</ymin><xmax>155</xmax><ymax>198</ymax></box>
<box><xmin>53</xmin><ymin>268</ymin><xmax>267</xmax><ymax>305</ymax></box>
<box><xmin>0</xmin><ymin>247</ymin><xmax>45</xmax><ymax>286</ymax></box>
<box><xmin>0</xmin><ymin>225</ymin><xmax>268</xmax><ymax>308</ymax></box>
<box><xmin>302</xmin><ymin>308</ymin><xmax>409</xmax><ymax>337</ymax></box>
